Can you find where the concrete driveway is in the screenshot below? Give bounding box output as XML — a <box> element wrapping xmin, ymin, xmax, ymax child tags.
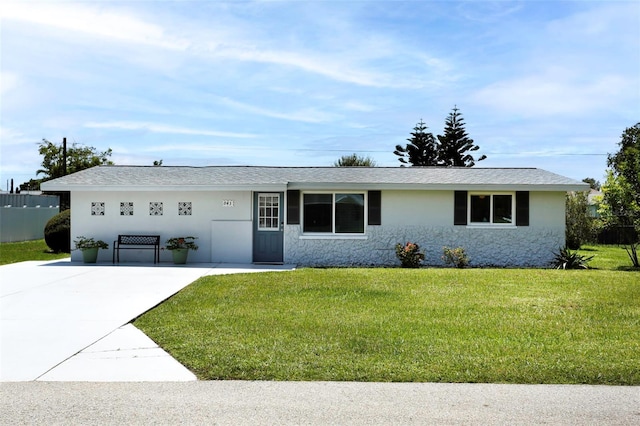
<box><xmin>0</xmin><ymin>259</ymin><xmax>294</xmax><ymax>382</ymax></box>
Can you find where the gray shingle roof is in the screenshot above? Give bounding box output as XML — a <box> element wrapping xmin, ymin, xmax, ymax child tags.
<box><xmin>40</xmin><ymin>165</ymin><xmax>588</xmax><ymax>192</ymax></box>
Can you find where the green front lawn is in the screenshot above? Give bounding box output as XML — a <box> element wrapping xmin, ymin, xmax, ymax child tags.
<box><xmin>0</xmin><ymin>239</ymin><xmax>70</xmax><ymax>265</ymax></box>
<box><xmin>135</xmin><ymin>245</ymin><xmax>639</xmax><ymax>384</ymax></box>
<box><xmin>581</xmin><ymin>243</ymin><xmax>637</xmax><ymax>271</ymax></box>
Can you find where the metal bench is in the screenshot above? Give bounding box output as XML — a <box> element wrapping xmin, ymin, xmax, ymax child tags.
<box><xmin>112</xmin><ymin>234</ymin><xmax>161</xmax><ymax>264</ymax></box>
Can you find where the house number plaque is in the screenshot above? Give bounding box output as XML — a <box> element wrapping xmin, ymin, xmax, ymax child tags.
<box><xmin>222</xmin><ymin>200</ymin><xmax>234</xmax><ymax>207</ymax></box>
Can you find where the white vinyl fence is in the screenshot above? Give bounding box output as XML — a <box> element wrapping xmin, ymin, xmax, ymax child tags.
<box><xmin>0</xmin><ymin>194</ymin><xmax>60</xmax><ymax>242</ymax></box>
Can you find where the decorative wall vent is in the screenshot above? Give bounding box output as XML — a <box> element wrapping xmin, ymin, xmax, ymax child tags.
<box><xmin>91</xmin><ymin>202</ymin><xmax>105</xmax><ymax>216</ymax></box>
<box><xmin>120</xmin><ymin>202</ymin><xmax>134</xmax><ymax>216</ymax></box>
<box><xmin>149</xmin><ymin>202</ymin><xmax>163</xmax><ymax>216</ymax></box>
<box><xmin>178</xmin><ymin>201</ymin><xmax>192</xmax><ymax>216</ymax></box>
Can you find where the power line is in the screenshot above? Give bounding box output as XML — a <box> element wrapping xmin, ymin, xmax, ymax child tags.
<box><xmin>292</xmin><ymin>148</ymin><xmax>607</xmax><ymax>156</ymax></box>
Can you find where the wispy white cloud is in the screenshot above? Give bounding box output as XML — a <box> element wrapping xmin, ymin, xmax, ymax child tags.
<box><xmin>1</xmin><ymin>1</ymin><xmax>448</xmax><ymax>89</ymax></box>
<box><xmin>131</xmin><ymin>142</ymin><xmax>265</xmax><ymax>154</ymax></box>
<box><xmin>456</xmin><ymin>1</ymin><xmax>524</xmax><ymax>23</ymax></box>
<box><xmin>216</xmin><ymin>97</ymin><xmax>339</xmax><ymax>123</ymax></box>
<box><xmin>0</xmin><ymin>127</ymin><xmax>44</xmax><ymax>179</ymax></box>
<box><xmin>0</xmin><ymin>126</ymin><xmax>33</xmax><ymax>147</ymax></box>
<box><xmin>469</xmin><ymin>1</ymin><xmax>638</xmax><ymax>120</ymax></box>
<box><xmin>343</xmin><ymin>101</ymin><xmax>376</xmax><ymax>113</ymax></box>
<box><xmin>215</xmin><ymin>47</ymin><xmax>398</xmax><ymax>88</ymax></box>
<box><xmin>470</xmin><ymin>69</ymin><xmax>631</xmax><ymax>117</ymax></box>
<box><xmin>1</xmin><ymin>1</ymin><xmax>637</xmax><ymax>184</ymax></box>
<box><xmin>0</xmin><ymin>2</ymin><xmax>188</xmax><ymax>50</ymax></box>
<box><xmin>546</xmin><ymin>1</ymin><xmax>639</xmax><ymax>41</ymax></box>
<box><xmin>84</xmin><ymin>121</ymin><xmax>257</xmax><ymax>138</ymax></box>
<box><xmin>0</xmin><ymin>72</ymin><xmax>20</xmax><ymax>95</ymax></box>
<box><xmin>111</xmin><ymin>141</ymin><xmax>302</xmax><ymax>167</ymax></box>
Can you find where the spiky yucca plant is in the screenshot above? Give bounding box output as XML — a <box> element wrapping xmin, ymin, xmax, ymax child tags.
<box><xmin>552</xmin><ymin>246</ymin><xmax>594</xmax><ymax>270</ymax></box>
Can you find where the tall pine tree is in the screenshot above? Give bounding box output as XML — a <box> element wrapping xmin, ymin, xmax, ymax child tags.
<box><xmin>437</xmin><ymin>106</ymin><xmax>486</xmax><ymax>167</ymax></box>
<box><xmin>393</xmin><ymin>119</ymin><xmax>439</xmax><ymax>166</ymax></box>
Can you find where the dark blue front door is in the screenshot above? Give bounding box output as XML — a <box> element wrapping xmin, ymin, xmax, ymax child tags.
<box><xmin>253</xmin><ymin>192</ymin><xmax>284</xmax><ymax>263</ymax></box>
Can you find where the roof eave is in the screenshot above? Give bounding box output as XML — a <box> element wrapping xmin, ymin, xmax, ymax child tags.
<box><xmin>288</xmin><ymin>183</ymin><xmax>589</xmax><ymax>192</ymax></box>
<box><xmin>40</xmin><ymin>183</ymin><xmax>289</xmax><ymax>192</ymax></box>
<box><xmin>42</xmin><ymin>183</ymin><xmax>588</xmax><ymax>192</ymax></box>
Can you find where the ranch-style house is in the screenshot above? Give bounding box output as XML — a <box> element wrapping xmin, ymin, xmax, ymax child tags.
<box><xmin>41</xmin><ymin>165</ymin><xmax>588</xmax><ymax>267</ymax></box>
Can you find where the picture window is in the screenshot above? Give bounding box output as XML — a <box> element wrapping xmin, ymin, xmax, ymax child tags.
<box><xmin>469</xmin><ymin>193</ymin><xmax>513</xmax><ymax>225</ymax></box>
<box><xmin>303</xmin><ymin>193</ymin><xmax>365</xmax><ymax>234</ymax></box>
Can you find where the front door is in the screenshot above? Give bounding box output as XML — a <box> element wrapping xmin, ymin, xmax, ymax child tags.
<box><xmin>253</xmin><ymin>192</ymin><xmax>284</xmax><ymax>263</ymax></box>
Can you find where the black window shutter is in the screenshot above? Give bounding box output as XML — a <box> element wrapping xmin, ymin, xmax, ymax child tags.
<box><xmin>454</xmin><ymin>191</ymin><xmax>468</xmax><ymax>225</ymax></box>
<box><xmin>368</xmin><ymin>190</ymin><xmax>381</xmax><ymax>225</ymax></box>
<box><xmin>287</xmin><ymin>190</ymin><xmax>300</xmax><ymax>225</ymax></box>
<box><xmin>516</xmin><ymin>191</ymin><xmax>529</xmax><ymax>226</ymax></box>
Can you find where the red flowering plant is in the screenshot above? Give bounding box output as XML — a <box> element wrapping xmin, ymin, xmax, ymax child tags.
<box><xmin>165</xmin><ymin>236</ymin><xmax>199</xmax><ymax>251</ymax></box>
<box><xmin>395</xmin><ymin>242</ymin><xmax>425</xmax><ymax>268</ymax></box>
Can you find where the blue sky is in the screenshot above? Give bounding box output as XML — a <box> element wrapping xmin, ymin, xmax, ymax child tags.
<box><xmin>1</xmin><ymin>0</ymin><xmax>638</xmax><ymax>188</ymax></box>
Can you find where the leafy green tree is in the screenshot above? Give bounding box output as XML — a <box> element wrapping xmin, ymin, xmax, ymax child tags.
<box><xmin>437</xmin><ymin>106</ymin><xmax>486</xmax><ymax>167</ymax></box>
<box><xmin>28</xmin><ymin>138</ymin><xmax>113</xmax><ymax>210</ymax></box>
<box><xmin>599</xmin><ymin>123</ymin><xmax>640</xmax><ymax>267</ymax></box>
<box><xmin>18</xmin><ymin>179</ymin><xmax>40</xmax><ymax>193</ymax></box>
<box><xmin>37</xmin><ymin>138</ymin><xmax>113</xmax><ymax>181</ymax></box>
<box><xmin>607</xmin><ymin>123</ymin><xmax>639</xmax><ymax>200</ymax></box>
<box><xmin>565</xmin><ymin>191</ymin><xmax>594</xmax><ymax>249</ymax></box>
<box><xmin>394</xmin><ymin>119</ymin><xmax>439</xmax><ymax>166</ymax></box>
<box><xmin>582</xmin><ymin>177</ymin><xmax>601</xmax><ymax>191</ymax></box>
<box><xmin>333</xmin><ymin>153</ymin><xmax>377</xmax><ymax>167</ymax></box>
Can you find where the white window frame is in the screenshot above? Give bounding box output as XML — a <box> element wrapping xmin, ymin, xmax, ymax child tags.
<box><xmin>301</xmin><ymin>191</ymin><xmax>367</xmax><ymax>236</ymax></box>
<box><xmin>468</xmin><ymin>192</ymin><xmax>516</xmax><ymax>227</ymax></box>
<box><xmin>257</xmin><ymin>193</ymin><xmax>281</xmax><ymax>232</ymax></box>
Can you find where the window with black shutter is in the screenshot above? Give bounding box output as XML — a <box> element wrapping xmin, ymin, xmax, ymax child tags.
<box><xmin>456</xmin><ymin>190</ymin><xmax>526</xmax><ymax>226</ymax></box>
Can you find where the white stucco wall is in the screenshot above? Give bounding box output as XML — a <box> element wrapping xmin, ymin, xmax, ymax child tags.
<box><xmin>284</xmin><ymin>190</ymin><xmax>566</xmax><ymax>267</ymax></box>
<box><xmin>211</xmin><ymin>220</ymin><xmax>253</xmax><ymax>263</ymax></box>
<box><xmin>70</xmin><ymin>190</ymin><xmax>252</xmax><ymax>263</ymax></box>
<box><xmin>70</xmin><ymin>188</ymin><xmax>567</xmax><ymax>267</ymax></box>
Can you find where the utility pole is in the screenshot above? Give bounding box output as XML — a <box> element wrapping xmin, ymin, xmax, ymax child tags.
<box><xmin>62</xmin><ymin>137</ymin><xmax>67</xmax><ymax>176</ymax></box>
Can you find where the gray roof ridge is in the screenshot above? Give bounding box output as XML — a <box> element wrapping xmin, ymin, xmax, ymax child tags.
<box><xmin>97</xmin><ymin>164</ymin><xmax>541</xmax><ymax>170</ymax></box>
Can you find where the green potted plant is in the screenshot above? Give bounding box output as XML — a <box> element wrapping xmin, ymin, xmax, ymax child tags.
<box><xmin>73</xmin><ymin>236</ymin><xmax>109</xmax><ymax>263</ymax></box>
<box><xmin>165</xmin><ymin>236</ymin><xmax>198</xmax><ymax>264</ymax></box>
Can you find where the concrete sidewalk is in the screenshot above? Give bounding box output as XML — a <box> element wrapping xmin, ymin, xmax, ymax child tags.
<box><xmin>0</xmin><ymin>259</ymin><xmax>294</xmax><ymax>382</ymax></box>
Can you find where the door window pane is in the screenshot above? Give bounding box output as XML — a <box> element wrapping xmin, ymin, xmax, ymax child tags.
<box><xmin>335</xmin><ymin>194</ymin><xmax>364</xmax><ymax>233</ymax></box>
<box><xmin>303</xmin><ymin>194</ymin><xmax>332</xmax><ymax>232</ymax></box>
<box><xmin>258</xmin><ymin>194</ymin><xmax>280</xmax><ymax>230</ymax></box>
